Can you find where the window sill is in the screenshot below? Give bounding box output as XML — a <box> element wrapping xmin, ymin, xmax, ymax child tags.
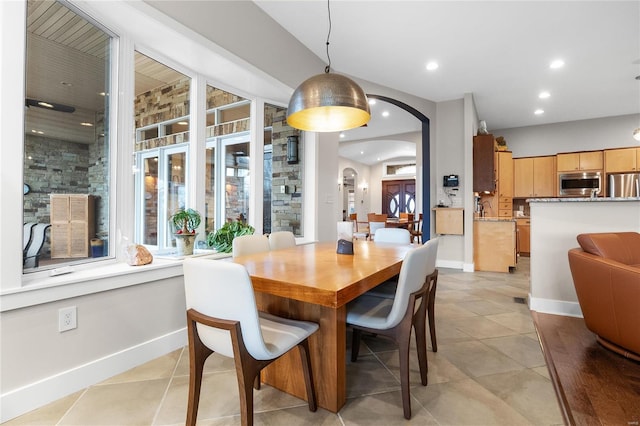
<box><xmin>1</xmin><ymin>251</ymin><xmax>232</xmax><ymax>312</ymax></box>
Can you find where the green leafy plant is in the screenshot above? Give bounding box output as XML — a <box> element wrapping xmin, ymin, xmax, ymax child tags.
<box><xmin>207</xmin><ymin>221</ymin><xmax>255</xmax><ymax>253</ymax></box>
<box><xmin>170</xmin><ymin>208</ymin><xmax>201</xmax><ymax>235</ymax></box>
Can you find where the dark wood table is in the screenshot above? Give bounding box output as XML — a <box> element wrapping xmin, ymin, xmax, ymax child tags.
<box><xmin>385</xmin><ymin>218</ymin><xmax>419</xmax><ymax>229</ymax></box>
<box><xmin>532</xmin><ymin>311</ymin><xmax>640</xmax><ymax>425</ymax></box>
<box><xmin>231</xmin><ymin>241</ymin><xmax>414</xmax><ymax>412</ymax></box>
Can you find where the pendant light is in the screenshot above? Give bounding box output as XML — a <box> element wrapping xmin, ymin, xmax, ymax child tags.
<box><xmin>286</xmin><ymin>0</ymin><xmax>370</xmax><ymax>132</ymax></box>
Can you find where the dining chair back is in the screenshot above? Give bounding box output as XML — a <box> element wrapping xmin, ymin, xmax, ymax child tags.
<box><xmin>232</xmin><ymin>234</ymin><xmax>270</xmax><ymax>258</ymax></box>
<box><xmin>23</xmin><ymin>223</ymin><xmax>50</xmax><ymax>268</ymax></box>
<box><xmin>347</xmin><ymin>238</ymin><xmax>439</xmax><ymax>419</ymax></box>
<box><xmin>374</xmin><ymin>228</ymin><xmax>411</xmax><ymax>244</ymax></box>
<box><xmin>349</xmin><ymin>213</ymin><xmax>369</xmax><ymax>240</ymax></box>
<box><xmin>183</xmin><ymin>258</ymin><xmax>319</xmax><ymax>425</ymax></box>
<box><xmin>268</xmin><ymin>231</ymin><xmax>296</xmax><ymax>250</ymax></box>
<box><xmin>368</xmin><ymin>221</ymin><xmax>386</xmax><ymax>241</ymax></box>
<box><xmin>411</xmin><ymin>213</ymin><xmax>423</xmax><ymax>244</ymax></box>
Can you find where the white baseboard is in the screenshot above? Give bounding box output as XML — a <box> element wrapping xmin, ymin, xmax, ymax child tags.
<box><xmin>529</xmin><ymin>294</ymin><xmax>583</xmax><ymax>317</ymax></box>
<box><xmin>436</xmin><ymin>259</ymin><xmax>465</xmax><ymax>270</ymax></box>
<box><xmin>462</xmin><ymin>262</ymin><xmax>475</xmax><ymax>272</ymax></box>
<box><xmin>0</xmin><ymin>328</ymin><xmax>187</xmax><ymax>423</ymax></box>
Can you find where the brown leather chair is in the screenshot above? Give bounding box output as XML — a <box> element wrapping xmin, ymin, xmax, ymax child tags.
<box><xmin>568</xmin><ymin>232</ymin><xmax>640</xmax><ymax>361</ymax></box>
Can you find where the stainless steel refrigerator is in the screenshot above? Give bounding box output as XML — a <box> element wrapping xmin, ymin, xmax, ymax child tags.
<box><xmin>608</xmin><ymin>173</ymin><xmax>640</xmax><ymax>197</ymax></box>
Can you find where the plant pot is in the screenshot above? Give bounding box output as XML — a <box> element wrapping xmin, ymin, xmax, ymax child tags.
<box><xmin>175</xmin><ymin>233</ymin><xmax>197</xmax><ymax>256</ymax></box>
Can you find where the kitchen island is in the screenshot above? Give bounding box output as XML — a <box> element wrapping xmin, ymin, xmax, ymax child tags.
<box><xmin>529</xmin><ymin>197</ymin><xmax>640</xmax><ymax>316</ymax></box>
<box><xmin>473</xmin><ymin>218</ymin><xmax>516</xmax><ymax>272</ymax></box>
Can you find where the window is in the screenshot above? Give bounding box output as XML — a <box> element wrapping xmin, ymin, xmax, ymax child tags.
<box><xmin>205</xmin><ymin>84</ymin><xmax>251</xmax><ymax>231</ymax></box>
<box><xmin>134</xmin><ymin>52</ymin><xmax>190</xmax><ymax>252</ymax></box>
<box><xmin>23</xmin><ymin>0</ymin><xmax>113</xmax><ymax>272</ymax></box>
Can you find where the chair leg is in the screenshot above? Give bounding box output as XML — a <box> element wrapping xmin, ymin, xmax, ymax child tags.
<box><xmin>186</xmin><ymin>319</ymin><xmax>214</xmax><ymax>426</ymax></box>
<box><xmin>298</xmin><ymin>339</ymin><xmax>318</xmax><ymax>412</ymax></box>
<box><xmin>428</xmin><ymin>276</ymin><xmax>438</xmax><ymax>352</ymax></box>
<box><xmin>398</xmin><ymin>332</ymin><xmax>412</xmax><ymax>420</ymax></box>
<box><xmin>413</xmin><ymin>309</ymin><xmax>429</xmax><ymax>386</ymax></box>
<box><xmin>253</xmin><ymin>372</ymin><xmax>261</xmax><ymax>390</ymax></box>
<box><xmin>351</xmin><ymin>328</ymin><xmax>362</xmax><ymax>362</ymax></box>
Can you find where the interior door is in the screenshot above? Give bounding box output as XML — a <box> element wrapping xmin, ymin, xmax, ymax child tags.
<box><xmin>382</xmin><ymin>179</ymin><xmax>416</xmax><ymax>217</ymax></box>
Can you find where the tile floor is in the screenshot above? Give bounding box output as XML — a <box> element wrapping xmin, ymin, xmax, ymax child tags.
<box><xmin>4</xmin><ymin>258</ymin><xmax>564</xmax><ymax>425</ymax></box>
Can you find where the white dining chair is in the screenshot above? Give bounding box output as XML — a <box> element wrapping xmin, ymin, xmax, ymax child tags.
<box><xmin>232</xmin><ymin>234</ymin><xmax>270</xmax><ymax>258</ymax></box>
<box><xmin>368</xmin><ymin>221</ymin><xmax>386</xmax><ymax>241</ymax></box>
<box><xmin>347</xmin><ymin>238</ymin><xmax>439</xmax><ymax>419</ymax></box>
<box><xmin>183</xmin><ymin>258</ymin><xmax>319</xmax><ymax>426</ymax></box>
<box><xmin>268</xmin><ymin>231</ymin><xmax>296</xmax><ymax>250</ymax></box>
<box><xmin>374</xmin><ymin>228</ymin><xmax>411</xmax><ymax>244</ymax></box>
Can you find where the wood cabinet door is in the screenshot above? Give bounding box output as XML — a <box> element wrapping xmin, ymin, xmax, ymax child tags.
<box><xmin>605</xmin><ymin>148</ymin><xmax>637</xmax><ymax>173</ymax></box>
<box><xmin>533</xmin><ymin>156</ymin><xmax>556</xmax><ymax>196</ymax></box>
<box><xmin>473</xmin><ymin>135</ymin><xmax>495</xmax><ymax>192</ymax></box>
<box><xmin>557</xmin><ymin>153</ymin><xmax>580</xmax><ymax>171</ymax></box>
<box><xmin>514</xmin><ymin>158</ymin><xmax>533</xmax><ymax>197</ymax></box>
<box><xmin>579</xmin><ymin>151</ymin><xmax>603</xmax><ymax>170</ymax></box>
<box><xmin>497</xmin><ymin>152</ymin><xmax>513</xmax><ymax>197</ymax></box>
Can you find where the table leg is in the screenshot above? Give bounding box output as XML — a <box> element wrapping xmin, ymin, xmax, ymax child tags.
<box><xmin>255</xmin><ymin>293</ymin><xmax>346</xmax><ymax>413</ymax></box>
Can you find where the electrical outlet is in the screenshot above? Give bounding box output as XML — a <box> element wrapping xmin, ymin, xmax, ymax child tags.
<box><xmin>58</xmin><ymin>306</ymin><xmax>77</xmax><ymax>332</ymax></box>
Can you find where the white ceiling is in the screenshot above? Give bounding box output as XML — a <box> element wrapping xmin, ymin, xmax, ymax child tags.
<box><xmin>256</xmin><ymin>1</ymin><xmax>640</xmax><ymax>132</ymax></box>
<box><xmin>256</xmin><ymin>1</ymin><xmax>640</xmax><ymax>165</ymax></box>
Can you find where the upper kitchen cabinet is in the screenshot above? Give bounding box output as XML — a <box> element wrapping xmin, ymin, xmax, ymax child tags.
<box><xmin>514</xmin><ymin>156</ymin><xmax>556</xmax><ymax>198</ymax></box>
<box><xmin>473</xmin><ymin>135</ymin><xmax>495</xmax><ymax>193</ymax></box>
<box><xmin>496</xmin><ymin>151</ymin><xmax>513</xmax><ymax>217</ymax></box>
<box><xmin>557</xmin><ymin>151</ymin><xmax>603</xmax><ymax>172</ymax></box>
<box><xmin>605</xmin><ymin>147</ymin><xmax>640</xmax><ymax>173</ymax></box>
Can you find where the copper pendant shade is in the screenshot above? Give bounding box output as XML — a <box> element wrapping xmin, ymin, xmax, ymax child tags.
<box><xmin>287</xmin><ymin>72</ymin><xmax>370</xmax><ymax>132</ymax></box>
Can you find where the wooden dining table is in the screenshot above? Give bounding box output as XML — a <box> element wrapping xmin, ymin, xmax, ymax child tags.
<box><xmin>230</xmin><ymin>240</ymin><xmax>415</xmax><ymax>413</ymax></box>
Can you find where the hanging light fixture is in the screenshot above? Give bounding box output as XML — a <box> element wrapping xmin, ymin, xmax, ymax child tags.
<box><xmin>286</xmin><ymin>0</ymin><xmax>370</xmax><ymax>132</ymax></box>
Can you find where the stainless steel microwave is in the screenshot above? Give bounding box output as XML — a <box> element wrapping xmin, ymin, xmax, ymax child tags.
<box><xmin>559</xmin><ymin>172</ymin><xmax>601</xmax><ymax>196</ymax></box>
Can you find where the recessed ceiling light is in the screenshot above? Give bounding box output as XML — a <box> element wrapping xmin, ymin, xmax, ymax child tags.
<box><xmin>368</xmin><ymin>99</ymin><xmax>376</xmax><ymax>105</ymax></box>
<box><xmin>360</xmin><ymin>151</ymin><xmax>364</xmax><ymax>155</ymax></box>
<box><xmin>549</xmin><ymin>59</ymin><xmax>564</xmax><ymax>69</ymax></box>
<box><xmin>31</xmin><ymin>129</ymin><xmax>44</xmax><ymax>134</ymax></box>
<box><xmin>426</xmin><ymin>61</ymin><xmax>439</xmax><ymax>71</ymax></box>
<box><xmin>61</xmin><ymin>81</ymin><xmax>73</xmax><ymax>87</ymax></box>
<box><xmin>534</xmin><ymin>109</ymin><xmax>544</xmax><ymax>115</ymax></box>
<box><xmin>37</xmin><ymin>102</ymin><xmax>53</xmax><ymax>108</ymax></box>
<box><xmin>80</xmin><ymin>122</ymin><xmax>94</xmax><ymax>127</ymax></box>
<box><xmin>177</xmin><ymin>121</ymin><xmax>188</xmax><ymax>125</ymax></box>
<box><xmin>539</xmin><ymin>91</ymin><xmax>551</xmax><ymax>99</ymax></box>
<box><xmin>98</xmin><ymin>92</ymin><xmax>106</xmax><ymax>96</ymax></box>
<box><xmin>382</xmin><ymin>111</ymin><xmax>390</xmax><ymax>118</ymax></box>
<box><xmin>339</xmin><ymin>132</ymin><xmax>345</xmax><ymax>138</ymax></box>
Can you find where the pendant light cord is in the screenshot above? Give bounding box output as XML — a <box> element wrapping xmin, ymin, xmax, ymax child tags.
<box><xmin>325</xmin><ymin>0</ymin><xmax>332</xmax><ymax>73</ymax></box>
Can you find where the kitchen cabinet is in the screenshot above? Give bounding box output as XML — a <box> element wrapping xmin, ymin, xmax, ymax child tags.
<box><xmin>605</xmin><ymin>147</ymin><xmax>640</xmax><ymax>173</ymax></box>
<box><xmin>433</xmin><ymin>208</ymin><xmax>464</xmax><ymax>235</ymax></box>
<box><xmin>496</xmin><ymin>151</ymin><xmax>513</xmax><ymax>217</ymax></box>
<box><xmin>473</xmin><ymin>134</ymin><xmax>495</xmax><ymax>192</ymax></box>
<box><xmin>50</xmin><ymin>194</ymin><xmax>95</xmax><ymax>258</ymax></box>
<box><xmin>474</xmin><ymin>219</ymin><xmax>517</xmax><ymax>272</ymax></box>
<box><xmin>516</xmin><ymin>218</ymin><xmax>530</xmax><ymax>255</ymax></box>
<box><xmin>514</xmin><ymin>156</ymin><xmax>556</xmax><ymax>197</ymax></box>
<box><xmin>557</xmin><ymin>151</ymin><xmax>603</xmax><ymax>172</ymax></box>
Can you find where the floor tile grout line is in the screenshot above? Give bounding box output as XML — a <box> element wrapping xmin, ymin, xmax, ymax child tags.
<box><xmin>151</xmin><ymin>346</ymin><xmax>186</xmax><ymax>425</ymax></box>
<box><xmin>54</xmin><ymin>387</ymin><xmax>89</xmax><ymax>426</ymax></box>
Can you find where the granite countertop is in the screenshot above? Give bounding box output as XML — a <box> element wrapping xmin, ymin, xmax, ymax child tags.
<box><xmin>474</xmin><ymin>217</ymin><xmax>516</xmax><ymax>222</ymax></box>
<box><xmin>528</xmin><ymin>197</ymin><xmax>640</xmax><ymax>203</ymax></box>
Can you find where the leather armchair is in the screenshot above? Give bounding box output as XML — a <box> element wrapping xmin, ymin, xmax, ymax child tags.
<box><xmin>568</xmin><ymin>232</ymin><xmax>640</xmax><ymax>361</ymax></box>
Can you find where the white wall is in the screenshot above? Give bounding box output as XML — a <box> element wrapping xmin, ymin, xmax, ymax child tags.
<box><xmin>433</xmin><ymin>99</ymin><xmax>466</xmax><ymax>268</ymax></box>
<box><xmin>493</xmin><ymin>114</ymin><xmax>640</xmax><ymax>158</ymax></box>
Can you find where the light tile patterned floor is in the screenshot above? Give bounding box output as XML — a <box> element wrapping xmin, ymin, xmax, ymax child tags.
<box><xmin>4</xmin><ymin>257</ymin><xmax>564</xmax><ymax>425</ymax></box>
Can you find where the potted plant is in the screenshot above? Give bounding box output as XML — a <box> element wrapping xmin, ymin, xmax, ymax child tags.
<box><xmin>170</xmin><ymin>208</ymin><xmax>201</xmax><ymax>255</ymax></box>
<box><xmin>206</xmin><ymin>220</ymin><xmax>254</xmax><ymax>253</ymax></box>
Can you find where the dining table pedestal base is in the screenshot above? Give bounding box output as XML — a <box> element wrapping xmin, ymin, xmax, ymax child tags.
<box><xmin>255</xmin><ymin>292</ymin><xmax>347</xmax><ymax>413</ymax></box>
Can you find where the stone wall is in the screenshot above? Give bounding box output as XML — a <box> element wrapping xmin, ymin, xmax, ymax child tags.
<box><xmin>270</xmin><ymin>109</ymin><xmax>303</xmax><ymax>236</ymax></box>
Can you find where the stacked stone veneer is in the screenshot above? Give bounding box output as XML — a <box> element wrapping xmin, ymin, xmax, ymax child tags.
<box><xmin>270</xmin><ymin>108</ymin><xmax>303</xmax><ymax>236</ymax></box>
<box><xmin>24</xmin><ymin>129</ymin><xmax>108</xmax><ymax>258</ymax></box>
